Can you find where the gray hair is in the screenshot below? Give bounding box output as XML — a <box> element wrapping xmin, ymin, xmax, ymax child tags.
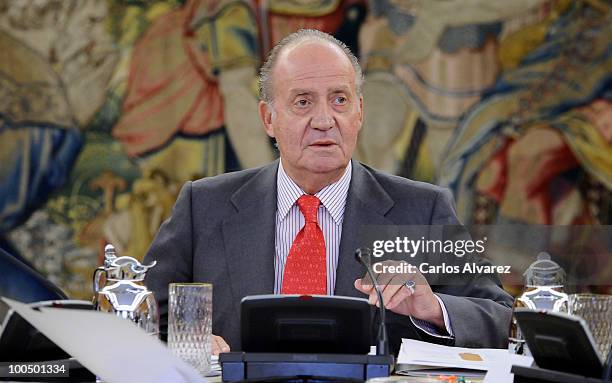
<box><xmin>258</xmin><ymin>29</ymin><xmax>364</xmax><ymax>104</ymax></box>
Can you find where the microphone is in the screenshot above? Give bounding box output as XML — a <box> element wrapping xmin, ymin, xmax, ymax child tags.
<box><xmin>355</xmin><ymin>248</ymin><xmax>389</xmax><ymax>356</ymax></box>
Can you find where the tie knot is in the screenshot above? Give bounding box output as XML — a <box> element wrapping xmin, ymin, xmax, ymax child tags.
<box><xmin>297</xmin><ymin>195</ymin><xmax>320</xmax><ymax>223</ymax></box>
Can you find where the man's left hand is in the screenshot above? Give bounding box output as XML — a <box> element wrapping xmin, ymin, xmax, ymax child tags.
<box><xmin>354</xmin><ymin>260</ymin><xmax>445</xmax><ymax>329</ymax></box>
<box><xmin>212</xmin><ymin>334</ymin><xmax>230</xmax><ymax>355</ymax></box>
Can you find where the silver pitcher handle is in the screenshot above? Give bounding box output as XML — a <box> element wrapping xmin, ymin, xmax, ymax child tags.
<box><xmin>93</xmin><ymin>266</ymin><xmax>106</xmax><ymax>293</ymax></box>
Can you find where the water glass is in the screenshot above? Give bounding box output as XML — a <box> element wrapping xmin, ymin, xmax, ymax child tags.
<box><xmin>568</xmin><ymin>293</ymin><xmax>612</xmax><ymax>360</ymax></box>
<box><xmin>168</xmin><ymin>283</ymin><xmax>213</xmax><ymax>376</ymax></box>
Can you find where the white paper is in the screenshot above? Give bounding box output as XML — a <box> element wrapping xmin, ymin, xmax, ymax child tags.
<box><xmin>483</xmin><ymin>365</ymin><xmax>514</xmax><ymax>383</ymax></box>
<box><xmin>3</xmin><ymin>298</ymin><xmax>209</xmax><ymax>383</ymax></box>
<box><xmin>397</xmin><ymin>338</ymin><xmax>533</xmax><ymax>377</ymax></box>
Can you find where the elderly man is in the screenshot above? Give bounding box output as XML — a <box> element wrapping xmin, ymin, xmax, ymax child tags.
<box><xmin>144</xmin><ymin>29</ymin><xmax>513</xmax><ymax>355</ymax></box>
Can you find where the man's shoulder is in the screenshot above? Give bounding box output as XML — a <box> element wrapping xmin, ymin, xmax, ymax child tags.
<box><xmin>191</xmin><ymin>166</ymin><xmax>265</xmax><ymax>191</ymax></box>
<box><xmin>181</xmin><ymin>162</ymin><xmax>277</xmax><ymax>214</ymax></box>
<box><xmin>360</xmin><ymin>163</ymin><xmax>449</xmax><ymax>199</ymax></box>
<box><xmin>355</xmin><ymin>162</ymin><xmax>457</xmax><ymax>224</ymax></box>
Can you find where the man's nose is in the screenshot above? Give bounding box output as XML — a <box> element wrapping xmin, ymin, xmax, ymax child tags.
<box><xmin>310</xmin><ymin>105</ymin><xmax>335</xmax><ymax>130</ymax></box>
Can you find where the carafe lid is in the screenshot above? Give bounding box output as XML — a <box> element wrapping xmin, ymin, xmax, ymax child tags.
<box><xmin>524</xmin><ymin>252</ymin><xmax>565</xmax><ymax>287</ymax></box>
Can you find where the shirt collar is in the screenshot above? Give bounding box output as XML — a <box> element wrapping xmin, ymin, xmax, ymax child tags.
<box><xmin>276</xmin><ymin>160</ymin><xmax>352</xmax><ymax>225</ymax></box>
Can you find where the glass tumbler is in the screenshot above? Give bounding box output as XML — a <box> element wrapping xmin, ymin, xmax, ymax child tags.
<box><xmin>568</xmin><ymin>293</ymin><xmax>612</xmax><ymax>360</ymax></box>
<box><xmin>168</xmin><ymin>283</ymin><xmax>213</xmax><ymax>376</ymax></box>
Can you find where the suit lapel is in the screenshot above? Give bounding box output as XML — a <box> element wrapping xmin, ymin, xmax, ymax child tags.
<box><xmin>335</xmin><ymin>162</ymin><xmax>395</xmax><ymax>297</ymax></box>
<box><xmin>222</xmin><ymin>161</ymin><xmax>278</xmax><ymax>300</ymax></box>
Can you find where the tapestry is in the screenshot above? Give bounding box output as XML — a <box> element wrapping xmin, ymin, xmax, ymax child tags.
<box><xmin>1</xmin><ymin>0</ymin><xmax>609</xmax><ymax>298</ymax></box>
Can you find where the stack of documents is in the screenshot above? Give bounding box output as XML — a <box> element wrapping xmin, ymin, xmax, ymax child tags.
<box><xmin>397</xmin><ymin>338</ymin><xmax>533</xmax><ymax>382</ymax></box>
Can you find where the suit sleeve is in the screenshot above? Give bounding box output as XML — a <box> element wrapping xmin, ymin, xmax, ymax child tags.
<box><xmin>429</xmin><ymin>188</ymin><xmax>514</xmax><ymax>348</ymax></box>
<box><xmin>144</xmin><ymin>181</ymin><xmax>195</xmax><ymax>341</ymax></box>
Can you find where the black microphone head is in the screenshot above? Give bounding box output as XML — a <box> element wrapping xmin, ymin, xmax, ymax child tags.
<box><xmin>355</xmin><ymin>247</ymin><xmax>372</xmax><ymax>263</ymax></box>
<box><xmin>354</xmin><ymin>248</ymin><xmax>363</xmax><ymax>262</ymax></box>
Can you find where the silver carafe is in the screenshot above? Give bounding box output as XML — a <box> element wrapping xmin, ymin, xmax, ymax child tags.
<box><xmin>508</xmin><ymin>252</ymin><xmax>568</xmax><ymax>355</ymax></box>
<box><xmin>93</xmin><ymin>244</ymin><xmax>159</xmax><ymax>337</ymax></box>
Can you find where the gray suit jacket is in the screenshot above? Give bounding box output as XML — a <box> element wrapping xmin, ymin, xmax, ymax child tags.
<box><xmin>144</xmin><ymin>160</ymin><xmax>513</xmax><ymax>353</ymax></box>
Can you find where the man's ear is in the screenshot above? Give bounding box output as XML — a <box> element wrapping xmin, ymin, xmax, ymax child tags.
<box><xmin>357</xmin><ymin>95</ymin><xmax>364</xmax><ymax>130</ymax></box>
<box><xmin>259</xmin><ymin>101</ymin><xmax>275</xmax><ymax>138</ymax></box>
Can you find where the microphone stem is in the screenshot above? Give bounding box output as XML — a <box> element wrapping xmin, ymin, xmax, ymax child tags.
<box><xmin>362</xmin><ymin>255</ymin><xmax>389</xmax><ymax>356</ymax></box>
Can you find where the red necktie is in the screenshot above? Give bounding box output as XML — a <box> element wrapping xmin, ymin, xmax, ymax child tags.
<box><xmin>281</xmin><ymin>195</ymin><xmax>327</xmax><ymax>295</ymax></box>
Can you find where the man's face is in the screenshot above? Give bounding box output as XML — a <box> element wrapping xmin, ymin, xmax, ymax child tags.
<box><xmin>259</xmin><ymin>41</ymin><xmax>363</xmax><ymax>181</ymax></box>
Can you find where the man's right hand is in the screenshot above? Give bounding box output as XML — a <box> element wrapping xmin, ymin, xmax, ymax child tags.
<box><xmin>354</xmin><ymin>260</ymin><xmax>445</xmax><ymax>330</ymax></box>
<box><xmin>212</xmin><ymin>334</ymin><xmax>230</xmax><ymax>355</ymax></box>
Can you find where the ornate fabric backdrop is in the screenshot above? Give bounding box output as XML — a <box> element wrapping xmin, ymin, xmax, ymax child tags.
<box><xmin>1</xmin><ymin>0</ymin><xmax>610</xmax><ymax>298</ymax></box>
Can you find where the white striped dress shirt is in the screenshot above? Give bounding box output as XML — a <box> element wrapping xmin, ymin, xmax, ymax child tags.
<box><xmin>273</xmin><ymin>160</ymin><xmax>351</xmax><ymax>294</ymax></box>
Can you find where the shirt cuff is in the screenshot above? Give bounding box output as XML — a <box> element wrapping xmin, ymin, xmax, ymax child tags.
<box><xmin>410</xmin><ymin>294</ymin><xmax>454</xmax><ymax>339</ymax></box>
